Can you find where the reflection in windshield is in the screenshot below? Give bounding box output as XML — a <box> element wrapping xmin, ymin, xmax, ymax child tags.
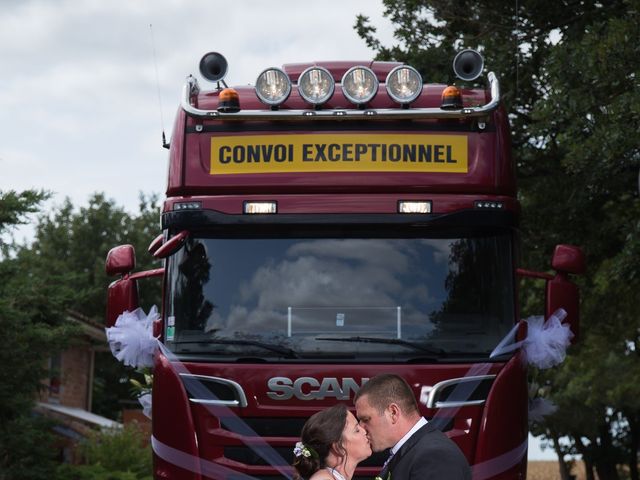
<box><xmin>165</xmin><ymin>234</ymin><xmax>515</xmax><ymax>359</ymax></box>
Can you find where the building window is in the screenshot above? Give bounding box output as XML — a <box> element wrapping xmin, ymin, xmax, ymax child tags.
<box><xmin>49</xmin><ymin>353</ymin><xmax>62</xmax><ymax>401</ymax></box>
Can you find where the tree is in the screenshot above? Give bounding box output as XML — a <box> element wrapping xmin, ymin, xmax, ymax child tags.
<box><xmin>24</xmin><ymin>192</ymin><xmax>162</xmax><ymax>420</ymax></box>
<box><xmin>0</xmin><ymin>190</ymin><xmax>72</xmax><ymax>479</ymax></box>
<box><xmin>355</xmin><ymin>1</ymin><xmax>640</xmax><ymax>478</ymax></box>
<box><xmin>0</xmin><ymin>191</ymin><xmax>162</xmax><ymax>479</ymax></box>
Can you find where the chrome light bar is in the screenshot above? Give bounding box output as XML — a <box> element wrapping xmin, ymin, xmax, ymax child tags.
<box><xmin>181</xmin><ymin>72</ymin><xmax>500</xmax><ymax>121</ymax></box>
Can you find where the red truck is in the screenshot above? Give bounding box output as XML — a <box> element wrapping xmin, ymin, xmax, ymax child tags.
<box><xmin>106</xmin><ymin>50</ymin><xmax>585</xmax><ymax>479</ymax></box>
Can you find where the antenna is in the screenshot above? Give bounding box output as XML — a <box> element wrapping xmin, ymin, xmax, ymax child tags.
<box><xmin>515</xmin><ymin>0</ymin><xmax>520</xmax><ymax>105</ymax></box>
<box><xmin>149</xmin><ymin>24</ymin><xmax>170</xmax><ymax>149</ymax></box>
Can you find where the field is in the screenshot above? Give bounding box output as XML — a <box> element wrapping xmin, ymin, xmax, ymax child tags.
<box><xmin>527</xmin><ymin>461</ymin><xmax>586</xmax><ymax>480</ymax></box>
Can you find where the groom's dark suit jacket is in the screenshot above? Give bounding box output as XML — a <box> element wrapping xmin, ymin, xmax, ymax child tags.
<box><xmin>379</xmin><ymin>422</ymin><xmax>471</xmax><ymax>480</ymax></box>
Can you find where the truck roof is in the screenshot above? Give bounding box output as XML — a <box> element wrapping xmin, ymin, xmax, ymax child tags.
<box><xmin>166</xmin><ymin>57</ymin><xmax>515</xmax><ymax>200</ymax></box>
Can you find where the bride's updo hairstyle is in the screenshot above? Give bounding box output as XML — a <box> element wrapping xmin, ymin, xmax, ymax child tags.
<box><xmin>292</xmin><ymin>404</ymin><xmax>348</xmax><ymax>480</ymax></box>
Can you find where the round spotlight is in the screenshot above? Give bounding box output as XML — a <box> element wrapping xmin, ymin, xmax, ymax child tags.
<box><xmin>298</xmin><ymin>66</ymin><xmax>335</xmax><ymax>106</ymax></box>
<box><xmin>341</xmin><ymin>66</ymin><xmax>378</xmax><ymax>106</ymax></box>
<box><xmin>255</xmin><ymin>67</ymin><xmax>292</xmax><ymax>106</ymax></box>
<box><xmin>385</xmin><ymin>65</ymin><xmax>423</xmax><ymax>105</ymax></box>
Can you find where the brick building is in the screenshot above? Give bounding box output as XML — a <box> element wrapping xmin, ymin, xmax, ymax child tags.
<box><xmin>36</xmin><ymin>310</ymin><xmax>122</xmax><ymax>462</ymax></box>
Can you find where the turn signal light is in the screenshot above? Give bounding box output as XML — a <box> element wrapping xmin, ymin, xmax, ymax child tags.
<box><xmin>441</xmin><ymin>85</ymin><xmax>462</xmax><ymax>110</ymax></box>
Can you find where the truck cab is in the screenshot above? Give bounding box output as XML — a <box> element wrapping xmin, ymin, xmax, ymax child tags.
<box><xmin>106</xmin><ymin>50</ymin><xmax>584</xmax><ymax>479</ymax></box>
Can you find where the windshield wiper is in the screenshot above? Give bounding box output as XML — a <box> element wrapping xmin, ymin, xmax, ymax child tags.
<box><xmin>172</xmin><ymin>339</ymin><xmax>298</xmax><ymax>358</ymax></box>
<box><xmin>316</xmin><ymin>336</ymin><xmax>445</xmax><ymax>356</ymax></box>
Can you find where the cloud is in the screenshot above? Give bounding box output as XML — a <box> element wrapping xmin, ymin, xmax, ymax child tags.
<box><xmin>0</xmin><ymin>0</ymin><xmax>395</xmax><ymax>235</ymax></box>
<box><xmin>212</xmin><ymin>239</ymin><xmax>438</xmax><ymax>337</ymax></box>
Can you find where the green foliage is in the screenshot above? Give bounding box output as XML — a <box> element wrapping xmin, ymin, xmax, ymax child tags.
<box><xmin>55</xmin><ymin>464</ymin><xmax>142</xmax><ymax>480</ymax></box>
<box><xmin>77</xmin><ymin>425</ymin><xmax>152</xmax><ymax>478</ymax></box>
<box><xmin>20</xmin><ymin>192</ymin><xmax>163</xmax><ymax>420</ymax></box>
<box><xmin>356</xmin><ymin>1</ymin><xmax>640</xmax><ymax>477</ymax></box>
<box><xmin>0</xmin><ymin>189</ymin><xmax>161</xmax><ymax>477</ymax></box>
<box><xmin>30</xmin><ymin>192</ymin><xmax>162</xmax><ymax>317</ymax></box>
<box><xmin>0</xmin><ymin>415</ymin><xmax>58</xmax><ymax>480</ymax></box>
<box><xmin>0</xmin><ymin>189</ymin><xmax>69</xmax><ymax>479</ymax></box>
<box><xmin>0</xmin><ymin>189</ymin><xmax>49</xmax><ymax>237</ymax></box>
<box><xmin>54</xmin><ymin>425</ymin><xmax>152</xmax><ymax>479</ymax></box>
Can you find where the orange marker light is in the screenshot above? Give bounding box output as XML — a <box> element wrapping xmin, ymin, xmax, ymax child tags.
<box><xmin>441</xmin><ymin>85</ymin><xmax>462</xmax><ymax>110</ymax></box>
<box><xmin>218</xmin><ymin>88</ymin><xmax>240</xmax><ymax>113</ymax></box>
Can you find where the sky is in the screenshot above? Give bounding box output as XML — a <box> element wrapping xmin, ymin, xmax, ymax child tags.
<box><xmin>0</xmin><ymin>0</ymin><xmax>560</xmax><ymax>462</ymax></box>
<box><xmin>1</xmin><ymin>0</ymin><xmax>397</xmax><ymax>241</ymax></box>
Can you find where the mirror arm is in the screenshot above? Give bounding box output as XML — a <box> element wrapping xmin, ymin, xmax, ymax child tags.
<box><xmin>129</xmin><ymin>268</ymin><xmax>165</xmax><ymax>281</ymax></box>
<box><xmin>516</xmin><ymin>268</ymin><xmax>553</xmax><ymax>281</ymax></box>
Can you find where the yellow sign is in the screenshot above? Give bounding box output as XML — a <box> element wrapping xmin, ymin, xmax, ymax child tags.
<box><xmin>209</xmin><ymin>134</ymin><xmax>468</xmax><ymax>175</ymax></box>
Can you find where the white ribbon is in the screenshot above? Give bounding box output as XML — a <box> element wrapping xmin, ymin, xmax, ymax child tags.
<box><xmin>138</xmin><ymin>393</ymin><xmax>152</xmax><ymax>419</ymax></box>
<box><xmin>105</xmin><ymin>306</ymin><xmax>159</xmax><ymax>368</ymax></box>
<box><xmin>490</xmin><ymin>308</ymin><xmax>573</xmax><ymax>369</ymax></box>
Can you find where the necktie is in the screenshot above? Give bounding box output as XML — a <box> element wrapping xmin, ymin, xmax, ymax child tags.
<box><xmin>377</xmin><ymin>452</ymin><xmax>394</xmax><ymax>480</ymax></box>
<box><xmin>382</xmin><ymin>451</ymin><xmax>395</xmax><ymax>469</ymax></box>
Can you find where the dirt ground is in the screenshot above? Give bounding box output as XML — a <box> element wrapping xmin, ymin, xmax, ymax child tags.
<box><xmin>527</xmin><ymin>460</ymin><xmax>587</xmax><ymax>480</ymax></box>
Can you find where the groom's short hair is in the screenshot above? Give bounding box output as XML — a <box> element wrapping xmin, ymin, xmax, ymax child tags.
<box><xmin>355</xmin><ymin>374</ymin><xmax>419</xmax><ymax>415</ymax></box>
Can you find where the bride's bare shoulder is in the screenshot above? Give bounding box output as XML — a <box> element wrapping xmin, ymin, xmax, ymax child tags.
<box><xmin>309</xmin><ymin>470</ymin><xmax>333</xmax><ymax>480</ymax></box>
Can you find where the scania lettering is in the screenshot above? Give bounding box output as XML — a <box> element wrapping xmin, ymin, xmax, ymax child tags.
<box><xmin>266</xmin><ymin>377</ymin><xmax>368</xmax><ymax>401</ymax></box>
<box><xmin>106</xmin><ymin>50</ymin><xmax>585</xmax><ymax>479</ymax></box>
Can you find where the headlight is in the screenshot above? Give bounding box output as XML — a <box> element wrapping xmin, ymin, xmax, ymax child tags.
<box><xmin>341</xmin><ymin>66</ymin><xmax>378</xmax><ymax>105</ymax></box>
<box><xmin>298</xmin><ymin>66</ymin><xmax>335</xmax><ymax>106</ymax></box>
<box><xmin>386</xmin><ymin>66</ymin><xmax>423</xmax><ymax>105</ymax></box>
<box><xmin>255</xmin><ymin>68</ymin><xmax>292</xmax><ymax>106</ymax></box>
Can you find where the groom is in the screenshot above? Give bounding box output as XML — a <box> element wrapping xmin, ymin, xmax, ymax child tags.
<box><xmin>355</xmin><ymin>374</ymin><xmax>471</xmax><ymax>480</ymax></box>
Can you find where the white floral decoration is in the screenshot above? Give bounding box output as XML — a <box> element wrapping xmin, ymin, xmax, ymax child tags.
<box><xmin>293</xmin><ymin>441</ymin><xmax>312</xmax><ymax>458</ymax></box>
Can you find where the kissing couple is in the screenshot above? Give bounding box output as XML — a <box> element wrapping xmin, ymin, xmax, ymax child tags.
<box><xmin>292</xmin><ymin>374</ymin><xmax>471</xmax><ymax>480</ymax></box>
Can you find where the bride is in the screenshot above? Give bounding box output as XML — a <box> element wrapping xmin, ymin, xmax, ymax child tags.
<box><xmin>293</xmin><ymin>404</ymin><xmax>372</xmax><ymax>480</ymax></box>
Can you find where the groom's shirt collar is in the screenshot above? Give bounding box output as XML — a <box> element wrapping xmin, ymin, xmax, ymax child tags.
<box><xmin>391</xmin><ymin>416</ymin><xmax>428</xmax><ymax>455</ymax></box>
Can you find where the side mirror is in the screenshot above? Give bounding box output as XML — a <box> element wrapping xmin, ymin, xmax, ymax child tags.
<box><xmin>104</xmin><ymin>244</ymin><xmax>166</xmax><ymax>328</ymax></box>
<box><xmin>148</xmin><ymin>234</ymin><xmax>164</xmax><ymax>255</ymax></box>
<box><xmin>106</xmin><ymin>277</ymin><xmax>139</xmax><ymax>327</ymax></box>
<box><xmin>105</xmin><ymin>245</ymin><xmax>136</xmax><ymax>276</ymax></box>
<box><xmin>517</xmin><ymin>244</ymin><xmax>585</xmax><ymax>344</ymax></box>
<box><xmin>153</xmin><ymin>230</ymin><xmax>189</xmax><ymax>259</ymax></box>
<box><xmin>551</xmin><ymin>244</ymin><xmax>586</xmax><ymax>274</ymax></box>
<box><xmin>546</xmin><ymin>245</ymin><xmax>585</xmax><ymax>343</ymax></box>
<box><xmin>105</xmin><ymin>244</ymin><xmax>139</xmax><ymax>327</ymax></box>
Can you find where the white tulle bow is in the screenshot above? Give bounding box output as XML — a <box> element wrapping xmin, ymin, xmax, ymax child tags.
<box><xmin>106</xmin><ymin>306</ymin><xmax>160</xmax><ymax>368</ymax></box>
<box><xmin>490</xmin><ymin>308</ymin><xmax>574</xmax><ymax>369</ymax></box>
<box><xmin>138</xmin><ymin>393</ymin><xmax>152</xmax><ymax>419</ymax></box>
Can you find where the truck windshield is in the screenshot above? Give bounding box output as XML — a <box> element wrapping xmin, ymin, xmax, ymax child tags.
<box><xmin>165</xmin><ymin>230</ymin><xmax>515</xmax><ymax>361</ymax></box>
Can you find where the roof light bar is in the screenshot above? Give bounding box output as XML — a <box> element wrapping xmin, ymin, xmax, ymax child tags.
<box><xmin>181</xmin><ymin>72</ymin><xmax>500</xmax><ymax>120</ymax></box>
